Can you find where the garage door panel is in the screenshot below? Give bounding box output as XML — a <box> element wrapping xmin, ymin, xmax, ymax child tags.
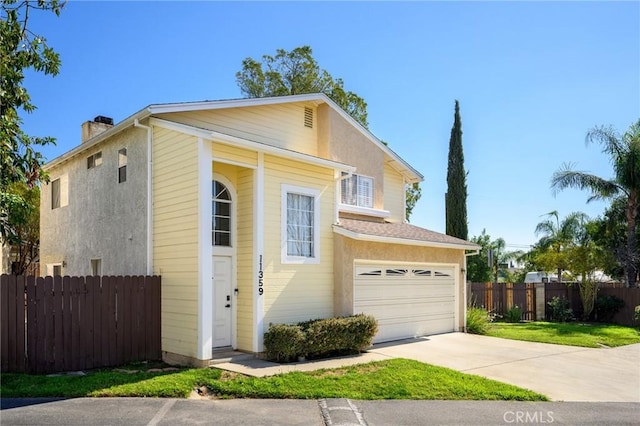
<box><xmin>355</xmin><ymin>262</ymin><xmax>456</xmax><ymax>344</ymax></box>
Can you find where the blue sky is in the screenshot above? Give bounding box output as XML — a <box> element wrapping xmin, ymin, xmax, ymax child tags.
<box><xmin>22</xmin><ymin>1</ymin><xmax>640</xmax><ymax>248</ymax></box>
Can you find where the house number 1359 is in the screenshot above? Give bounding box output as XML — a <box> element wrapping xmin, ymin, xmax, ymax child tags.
<box><xmin>258</xmin><ymin>255</ymin><xmax>264</xmax><ymax>295</ymax></box>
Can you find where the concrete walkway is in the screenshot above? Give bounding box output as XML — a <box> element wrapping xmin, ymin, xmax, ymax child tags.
<box><xmin>214</xmin><ymin>333</ymin><xmax>640</xmax><ymax>402</ymax></box>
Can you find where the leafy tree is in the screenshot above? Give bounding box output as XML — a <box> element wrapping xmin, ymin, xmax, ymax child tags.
<box><xmin>467</xmin><ymin>230</ymin><xmax>520</xmax><ymax>283</ymax></box>
<box><xmin>1</xmin><ymin>0</ymin><xmax>63</xmax><ymax>243</ymax></box>
<box><xmin>445</xmin><ymin>100</ymin><xmax>468</xmax><ymax>240</ymax></box>
<box><xmin>3</xmin><ymin>182</ymin><xmax>39</xmax><ymax>274</ymax></box>
<box><xmin>564</xmin><ymin>218</ymin><xmax>605</xmax><ymax>319</ymax></box>
<box><xmin>236</xmin><ymin>45</ymin><xmax>422</xmax><ymax>219</ymax></box>
<box><xmin>551</xmin><ymin>120</ymin><xmax>640</xmax><ymax>287</ymax></box>
<box><xmin>533</xmin><ymin>210</ymin><xmax>585</xmax><ymax>283</ymax></box>
<box><xmin>236</xmin><ymin>45</ymin><xmax>368</xmax><ymax>127</ymax></box>
<box><xmin>589</xmin><ymin>197</ymin><xmax>629</xmax><ymax>281</ymax></box>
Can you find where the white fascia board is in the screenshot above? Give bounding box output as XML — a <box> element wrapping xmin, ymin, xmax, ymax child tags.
<box><xmin>149</xmin><ymin>117</ymin><xmax>356</xmax><ymax>174</ymax></box>
<box><xmin>43</xmin><ymin>108</ymin><xmax>152</xmax><ymax>171</ymax></box>
<box><xmin>337</xmin><ymin>203</ymin><xmax>390</xmax><ymax>219</ymax></box>
<box><xmin>332</xmin><ymin>225</ymin><xmax>481</xmax><ymax>251</ymax></box>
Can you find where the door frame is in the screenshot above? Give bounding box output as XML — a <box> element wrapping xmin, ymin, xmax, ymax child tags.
<box><xmin>212</xmin><ymin>173</ymin><xmax>237</xmax><ymax>350</ymax></box>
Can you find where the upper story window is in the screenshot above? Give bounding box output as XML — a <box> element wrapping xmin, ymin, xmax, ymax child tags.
<box><xmin>282</xmin><ymin>184</ymin><xmax>320</xmax><ymax>264</ymax></box>
<box><xmin>213</xmin><ymin>180</ymin><xmax>231</xmax><ymax>247</ymax></box>
<box><xmin>118</xmin><ymin>148</ymin><xmax>127</xmax><ymax>183</ymax></box>
<box><xmin>341</xmin><ymin>173</ymin><xmax>373</xmax><ymax>208</ymax></box>
<box><xmin>87</xmin><ymin>152</ymin><xmax>102</xmax><ymax>169</ymax></box>
<box><xmin>51</xmin><ymin>175</ymin><xmax>68</xmax><ymax>209</ymax></box>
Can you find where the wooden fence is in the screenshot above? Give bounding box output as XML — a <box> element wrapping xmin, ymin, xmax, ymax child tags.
<box><xmin>544</xmin><ymin>282</ymin><xmax>640</xmax><ymax>326</ymax></box>
<box><xmin>468</xmin><ymin>282</ymin><xmax>536</xmax><ymax>321</ymax></box>
<box><xmin>469</xmin><ymin>281</ymin><xmax>640</xmax><ymax>326</ymax></box>
<box><xmin>1</xmin><ymin>274</ymin><xmax>161</xmax><ymax>374</ymax></box>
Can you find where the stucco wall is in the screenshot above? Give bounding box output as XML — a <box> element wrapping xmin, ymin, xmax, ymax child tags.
<box><xmin>40</xmin><ymin>126</ymin><xmax>148</xmax><ymax>276</ymax></box>
<box><xmin>317</xmin><ymin>105</ymin><xmax>385</xmax><ymax>210</ymax></box>
<box><xmin>333</xmin><ymin>234</ymin><xmax>466</xmax><ymax>331</ymax></box>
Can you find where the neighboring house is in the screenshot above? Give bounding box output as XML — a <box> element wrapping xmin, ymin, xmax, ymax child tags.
<box><xmin>40</xmin><ymin>93</ymin><xmax>479</xmax><ymax>366</ymax></box>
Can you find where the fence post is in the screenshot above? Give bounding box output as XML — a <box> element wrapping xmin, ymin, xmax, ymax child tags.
<box><xmin>535</xmin><ymin>283</ymin><xmax>546</xmax><ymax>320</ymax></box>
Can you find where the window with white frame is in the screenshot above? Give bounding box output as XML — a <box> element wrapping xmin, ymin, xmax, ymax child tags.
<box><xmin>282</xmin><ymin>185</ymin><xmax>319</xmax><ymax>263</ymax></box>
<box><xmin>212</xmin><ymin>180</ymin><xmax>232</xmax><ymax>247</ymax></box>
<box><xmin>341</xmin><ymin>173</ymin><xmax>373</xmax><ymax>208</ymax></box>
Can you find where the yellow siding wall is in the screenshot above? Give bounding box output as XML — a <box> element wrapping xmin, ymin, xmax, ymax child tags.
<box><xmin>262</xmin><ymin>155</ymin><xmax>335</xmax><ymax>326</ymax></box>
<box><xmin>159</xmin><ymin>103</ymin><xmax>317</xmax><ymax>156</ymax></box>
<box><xmin>213</xmin><ymin>142</ymin><xmax>258</xmax><ymax>167</ymax></box>
<box><xmin>153</xmin><ymin>127</ymin><xmax>200</xmax><ymax>358</ymax></box>
<box><xmin>236</xmin><ymin>168</ymin><xmax>254</xmax><ymax>351</ymax></box>
<box><xmin>383</xmin><ymin>163</ymin><xmax>405</xmax><ymax>223</ymax></box>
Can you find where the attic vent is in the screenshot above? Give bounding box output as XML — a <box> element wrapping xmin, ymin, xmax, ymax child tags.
<box><xmin>304</xmin><ymin>107</ymin><xmax>313</xmax><ymax>128</ymax></box>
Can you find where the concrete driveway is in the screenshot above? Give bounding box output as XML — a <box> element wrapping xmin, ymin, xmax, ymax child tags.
<box><xmin>368</xmin><ymin>332</ymin><xmax>640</xmax><ymax>402</ymax></box>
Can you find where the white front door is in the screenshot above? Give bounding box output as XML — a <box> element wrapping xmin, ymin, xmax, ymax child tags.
<box><xmin>213</xmin><ymin>256</ymin><xmax>232</xmax><ymax>348</ymax></box>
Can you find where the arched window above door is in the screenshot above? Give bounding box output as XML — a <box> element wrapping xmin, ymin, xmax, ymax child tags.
<box><xmin>213</xmin><ymin>180</ymin><xmax>231</xmax><ymax>246</ymax></box>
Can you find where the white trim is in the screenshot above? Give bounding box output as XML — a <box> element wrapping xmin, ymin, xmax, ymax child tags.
<box><xmin>148</xmin><ymin>93</ymin><xmax>327</xmax><ymax>114</ymax></box>
<box><xmin>197</xmin><ymin>138</ymin><xmax>213</xmax><ymax>360</ymax></box>
<box><xmin>333</xmin><ymin>225</ymin><xmax>480</xmax><ymax>250</ymax></box>
<box><xmin>281</xmin><ymin>184</ymin><xmax>321</xmax><ymax>265</ymax></box>
<box><xmin>337</xmin><ymin>204</ymin><xmax>390</xmax><ymax>219</ymax></box>
<box><xmin>212</xmin><ymin>156</ymin><xmax>257</xmax><ymax>170</ymax></box>
<box><xmin>254</xmin><ymin>153</ymin><xmax>265</xmax><ymax>352</ymax></box>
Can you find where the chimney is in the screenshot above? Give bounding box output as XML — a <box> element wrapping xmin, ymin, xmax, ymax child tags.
<box><xmin>81</xmin><ymin>115</ymin><xmax>114</xmax><ymax>143</ymax></box>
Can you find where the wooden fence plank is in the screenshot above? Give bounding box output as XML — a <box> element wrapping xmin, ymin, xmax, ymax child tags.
<box><xmin>100</xmin><ymin>276</ymin><xmax>111</xmax><ymax>367</ymax></box>
<box><xmin>44</xmin><ymin>277</ymin><xmax>57</xmax><ymax>373</ymax></box>
<box><xmin>91</xmin><ymin>276</ymin><xmax>102</xmax><ymax>368</ymax></box>
<box><xmin>106</xmin><ymin>276</ymin><xmax>117</xmax><ymax>366</ymax></box>
<box><xmin>135</xmin><ymin>276</ymin><xmax>145</xmax><ymax>360</ymax></box>
<box><xmin>34</xmin><ymin>278</ymin><xmax>47</xmax><ymax>373</ymax></box>
<box><xmin>26</xmin><ymin>278</ymin><xmax>37</xmax><ymax>373</ymax></box>
<box><xmin>1</xmin><ymin>275</ymin><xmax>13</xmax><ymax>372</ymax></box>
<box><xmin>16</xmin><ymin>276</ymin><xmax>27</xmax><ymax>372</ymax></box>
<box><xmin>62</xmin><ymin>276</ymin><xmax>72</xmax><ymax>371</ymax></box>
<box><xmin>122</xmin><ymin>276</ymin><xmax>133</xmax><ymax>364</ymax></box>
<box><xmin>115</xmin><ymin>277</ymin><xmax>124</xmax><ymax>366</ymax></box>
<box><xmin>53</xmin><ymin>276</ymin><xmax>64</xmax><ymax>372</ymax></box>
<box><xmin>70</xmin><ymin>276</ymin><xmax>82</xmax><ymax>371</ymax></box>
<box><xmin>84</xmin><ymin>276</ymin><xmax>95</xmax><ymax>370</ymax></box>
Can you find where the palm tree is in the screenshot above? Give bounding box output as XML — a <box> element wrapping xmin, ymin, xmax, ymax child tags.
<box><xmin>551</xmin><ymin>120</ymin><xmax>640</xmax><ymax>287</ymax></box>
<box><xmin>534</xmin><ymin>210</ymin><xmax>587</xmax><ymax>282</ymax></box>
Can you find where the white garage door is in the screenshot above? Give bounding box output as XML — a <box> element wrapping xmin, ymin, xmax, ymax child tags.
<box><xmin>354</xmin><ymin>263</ymin><xmax>456</xmax><ymax>343</ymax></box>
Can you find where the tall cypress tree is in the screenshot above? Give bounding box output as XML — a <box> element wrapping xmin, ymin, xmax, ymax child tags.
<box><xmin>445</xmin><ymin>100</ymin><xmax>468</xmax><ymax>240</ymax></box>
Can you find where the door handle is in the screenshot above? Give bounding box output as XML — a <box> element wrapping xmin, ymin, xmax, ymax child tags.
<box><xmin>225</xmin><ymin>304</ymin><xmax>231</xmax><ymax>308</ymax></box>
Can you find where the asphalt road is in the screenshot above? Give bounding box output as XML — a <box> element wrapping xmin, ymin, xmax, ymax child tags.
<box><xmin>1</xmin><ymin>398</ymin><xmax>639</xmax><ymax>425</ymax></box>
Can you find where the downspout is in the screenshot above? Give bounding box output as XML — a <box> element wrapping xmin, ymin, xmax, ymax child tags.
<box><xmin>334</xmin><ymin>171</ymin><xmax>353</xmax><ymax>224</ymax></box>
<box><xmin>134</xmin><ymin>119</ymin><xmax>153</xmax><ymax>275</ymax></box>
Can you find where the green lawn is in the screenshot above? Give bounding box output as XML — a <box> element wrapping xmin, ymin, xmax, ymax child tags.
<box><xmin>487</xmin><ymin>321</ymin><xmax>640</xmax><ymax>348</ymax></box>
<box><xmin>0</xmin><ymin>358</ymin><xmax>546</xmax><ymax>401</ymax></box>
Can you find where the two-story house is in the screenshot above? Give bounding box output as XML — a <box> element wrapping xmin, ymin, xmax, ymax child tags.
<box><xmin>40</xmin><ymin>93</ymin><xmax>478</xmax><ymax>366</ymax></box>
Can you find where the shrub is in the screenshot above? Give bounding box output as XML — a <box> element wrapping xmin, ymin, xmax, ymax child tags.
<box><xmin>547</xmin><ymin>296</ymin><xmax>573</xmax><ymax>322</ymax></box>
<box><xmin>504</xmin><ymin>305</ymin><xmax>523</xmax><ymax>323</ymax></box>
<box><xmin>263</xmin><ymin>324</ymin><xmax>305</xmax><ymax>362</ymax></box>
<box><xmin>594</xmin><ymin>295</ymin><xmax>625</xmax><ymax>323</ymax></box>
<box><xmin>466</xmin><ymin>306</ymin><xmax>491</xmax><ymax>334</ymax></box>
<box><xmin>304</xmin><ymin>314</ymin><xmax>378</xmax><ymax>359</ymax></box>
<box><xmin>263</xmin><ymin>314</ymin><xmax>378</xmax><ymax>362</ymax></box>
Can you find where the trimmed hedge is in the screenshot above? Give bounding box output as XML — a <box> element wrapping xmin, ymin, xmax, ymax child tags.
<box><xmin>263</xmin><ymin>314</ymin><xmax>378</xmax><ymax>362</ymax></box>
